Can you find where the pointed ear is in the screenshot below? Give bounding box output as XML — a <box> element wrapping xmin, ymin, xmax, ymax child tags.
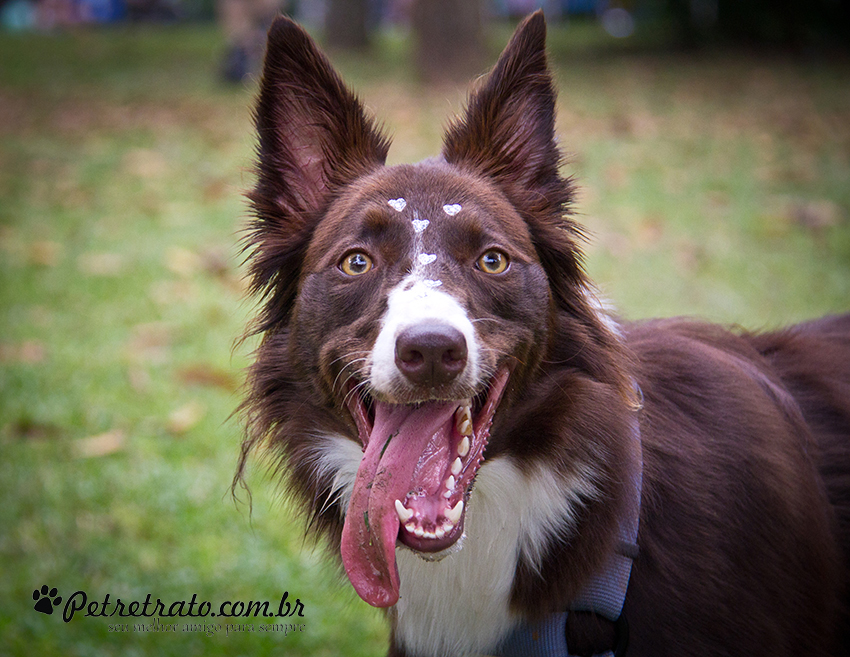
<box><xmin>442</xmin><ymin>11</ymin><xmax>565</xmax><ymax>205</ymax></box>
<box><xmin>253</xmin><ymin>16</ymin><xmax>390</xmax><ymax>217</ymax></box>
<box><xmin>443</xmin><ymin>11</ymin><xmax>584</xmax><ymax>302</ymax></box>
<box><xmin>246</xmin><ymin>16</ymin><xmax>390</xmax><ymax>333</ymax></box>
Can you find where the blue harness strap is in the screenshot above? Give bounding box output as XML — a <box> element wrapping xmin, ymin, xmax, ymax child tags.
<box><xmin>494</xmin><ymin>411</ymin><xmax>643</xmax><ymax>657</ymax></box>
<box><xmin>494</xmin><ymin>611</ymin><xmax>574</xmax><ymax>657</ymax></box>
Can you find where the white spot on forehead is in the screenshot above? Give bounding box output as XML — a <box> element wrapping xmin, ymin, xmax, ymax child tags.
<box><xmin>412</xmin><ymin>219</ymin><xmax>430</xmax><ymax>233</ymax></box>
<box><xmin>418</xmin><ymin>253</ymin><xmax>437</xmax><ymax>266</ymax></box>
<box><xmin>388</xmin><ymin>198</ymin><xmax>407</xmax><ymax>212</ymax></box>
<box><xmin>442</xmin><ymin>203</ymin><xmax>462</xmax><ymax>216</ymax></box>
<box><xmin>422</xmin><ymin>279</ymin><xmax>442</xmax><ymax>289</ymax></box>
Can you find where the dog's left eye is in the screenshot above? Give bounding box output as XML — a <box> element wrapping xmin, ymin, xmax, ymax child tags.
<box><xmin>476</xmin><ymin>250</ymin><xmax>509</xmax><ymax>275</ymax></box>
<box><xmin>340</xmin><ymin>251</ymin><xmax>374</xmax><ymax>276</ymax></box>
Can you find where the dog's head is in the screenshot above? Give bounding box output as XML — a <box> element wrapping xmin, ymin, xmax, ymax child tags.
<box><xmin>239</xmin><ymin>11</ymin><xmax>628</xmax><ymax>609</ymax></box>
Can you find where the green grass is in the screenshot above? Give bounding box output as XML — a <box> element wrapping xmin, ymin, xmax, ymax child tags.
<box><xmin>1</xmin><ymin>19</ymin><xmax>848</xmax><ymax>657</ymax></box>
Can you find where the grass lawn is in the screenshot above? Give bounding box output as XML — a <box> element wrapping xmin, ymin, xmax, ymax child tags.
<box><xmin>1</xmin><ymin>17</ymin><xmax>848</xmax><ymax>657</ymax></box>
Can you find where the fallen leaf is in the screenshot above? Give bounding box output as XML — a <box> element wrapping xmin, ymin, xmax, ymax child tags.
<box><xmin>202</xmin><ymin>177</ymin><xmax>230</xmax><ymax>202</ymax></box>
<box><xmin>635</xmin><ymin>216</ymin><xmax>665</xmax><ymax>247</ymax></box>
<box><xmin>177</xmin><ymin>364</ymin><xmax>238</xmax><ymax>391</ymax></box>
<box><xmin>29</xmin><ymin>241</ymin><xmax>63</xmax><ymax>267</ymax></box>
<box><xmin>127</xmin><ymin>323</ymin><xmax>171</xmax><ymax>364</ymax></box>
<box><xmin>3</xmin><ymin>419</ymin><xmax>59</xmax><ymax>440</ymax></box>
<box><xmin>78</xmin><ymin>252</ymin><xmax>125</xmax><ymax>276</ymax></box>
<box><xmin>167</xmin><ymin>401</ymin><xmax>206</xmax><ymax>435</ymax></box>
<box><xmin>0</xmin><ymin>341</ymin><xmax>47</xmax><ymax>364</ymax></box>
<box><xmin>127</xmin><ymin>365</ymin><xmax>152</xmax><ymax>393</ymax></box>
<box><xmin>74</xmin><ymin>430</ymin><xmax>126</xmax><ymax>458</ymax></box>
<box><xmin>166</xmin><ymin>247</ymin><xmax>202</xmax><ymax>278</ymax></box>
<box><xmin>199</xmin><ymin>247</ymin><xmax>231</xmax><ymax>279</ymax></box>
<box><xmin>123</xmin><ymin>148</ymin><xmax>168</xmax><ymax>179</ymax></box>
<box><xmin>791</xmin><ymin>199</ymin><xmax>842</xmax><ymax>232</ymax></box>
<box><xmin>149</xmin><ymin>280</ymin><xmax>200</xmax><ymax>306</ymax></box>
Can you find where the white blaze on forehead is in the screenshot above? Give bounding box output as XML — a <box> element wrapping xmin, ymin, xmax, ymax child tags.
<box><xmin>442</xmin><ymin>203</ymin><xmax>462</xmax><ymax>216</ymax></box>
<box><xmin>369</xmin><ymin>200</ymin><xmax>475</xmax><ymax>395</ymax></box>
<box><xmin>410</xmin><ymin>279</ymin><xmax>443</xmax><ymax>298</ymax></box>
<box><xmin>409</xmin><ymin>209</ymin><xmax>436</xmax><ymax>271</ymax></box>
<box><xmin>388</xmin><ymin>198</ymin><xmax>407</xmax><ymax>212</ymax></box>
<box><xmin>369</xmin><ymin>278</ymin><xmax>479</xmax><ymax>396</ymax></box>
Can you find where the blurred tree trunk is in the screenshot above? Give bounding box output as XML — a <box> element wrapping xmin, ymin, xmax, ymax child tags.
<box><xmin>412</xmin><ymin>0</ymin><xmax>484</xmax><ymax>83</ymax></box>
<box><xmin>325</xmin><ymin>0</ymin><xmax>370</xmax><ymax>50</ymax></box>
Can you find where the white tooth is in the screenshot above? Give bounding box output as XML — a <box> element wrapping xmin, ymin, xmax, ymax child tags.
<box><xmin>458</xmin><ymin>436</ymin><xmax>470</xmax><ymax>458</ymax></box>
<box><xmin>445</xmin><ymin>475</ymin><xmax>455</xmax><ymax>491</ymax></box>
<box><xmin>425</xmin><ymin>531</ymin><xmax>436</xmax><ymax>539</ymax></box>
<box><xmin>414</xmin><ymin>527</ymin><xmax>425</xmax><ymax>538</ymax></box>
<box><xmin>445</xmin><ymin>500</ymin><xmax>464</xmax><ymax>525</ymax></box>
<box><xmin>405</xmin><ymin>522</ymin><xmax>416</xmax><ymax>533</ymax></box>
<box><xmin>451</xmin><ymin>457</ymin><xmax>462</xmax><ymax>476</ymax></box>
<box><xmin>395</xmin><ymin>499</ymin><xmax>414</xmax><ymax>523</ymax></box>
<box><xmin>443</xmin><ymin>489</ymin><xmax>452</xmax><ymax>499</ymax></box>
<box><xmin>435</xmin><ymin>527</ymin><xmax>446</xmax><ymax>539</ymax></box>
<box><xmin>443</xmin><ymin>521</ymin><xmax>455</xmax><ymax>532</ymax></box>
<box><xmin>456</xmin><ymin>405</ymin><xmax>473</xmax><ymax>436</ymax></box>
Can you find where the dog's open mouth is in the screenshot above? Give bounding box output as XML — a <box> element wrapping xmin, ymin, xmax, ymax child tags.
<box><xmin>340</xmin><ymin>366</ymin><xmax>511</xmax><ymax>607</ymax></box>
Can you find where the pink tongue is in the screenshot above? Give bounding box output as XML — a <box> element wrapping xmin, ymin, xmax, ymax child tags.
<box><xmin>341</xmin><ymin>400</ymin><xmax>456</xmax><ymax>607</ymax></box>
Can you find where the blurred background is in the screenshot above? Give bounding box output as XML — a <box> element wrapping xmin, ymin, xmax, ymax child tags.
<box><xmin>1</xmin><ymin>1</ymin><xmax>848</xmax><ymax>655</ymax></box>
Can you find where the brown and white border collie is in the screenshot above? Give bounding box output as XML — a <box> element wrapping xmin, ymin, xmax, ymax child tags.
<box><xmin>234</xmin><ymin>11</ymin><xmax>850</xmax><ymax>657</ymax></box>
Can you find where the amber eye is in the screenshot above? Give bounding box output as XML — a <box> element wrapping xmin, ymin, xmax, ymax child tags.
<box><xmin>340</xmin><ymin>251</ymin><xmax>373</xmax><ymax>276</ymax></box>
<box><xmin>476</xmin><ymin>249</ymin><xmax>509</xmax><ymax>275</ymax></box>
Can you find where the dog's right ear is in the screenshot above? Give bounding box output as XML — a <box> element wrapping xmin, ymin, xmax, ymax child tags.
<box><xmin>246</xmin><ymin>16</ymin><xmax>390</xmax><ymax>332</ymax></box>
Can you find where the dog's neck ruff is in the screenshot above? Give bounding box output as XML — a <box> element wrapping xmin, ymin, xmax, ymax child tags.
<box><xmin>495</xmin><ymin>403</ymin><xmax>643</xmax><ymax>657</ymax></box>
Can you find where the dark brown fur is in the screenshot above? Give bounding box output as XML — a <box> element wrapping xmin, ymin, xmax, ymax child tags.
<box><xmin>236</xmin><ymin>11</ymin><xmax>850</xmax><ymax>657</ymax></box>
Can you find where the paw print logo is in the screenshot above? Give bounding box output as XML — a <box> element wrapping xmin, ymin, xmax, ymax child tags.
<box><xmin>33</xmin><ymin>585</ymin><xmax>62</xmax><ymax>615</ymax></box>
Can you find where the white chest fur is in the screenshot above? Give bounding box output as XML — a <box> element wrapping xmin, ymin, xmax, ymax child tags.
<box><xmin>310</xmin><ymin>435</ymin><xmax>595</xmax><ymax>657</ymax></box>
<box><xmin>393</xmin><ymin>457</ymin><xmax>595</xmax><ymax>656</ymax></box>
<box><xmin>392</xmin><ymin>458</ymin><xmax>522</xmax><ymax>657</ymax></box>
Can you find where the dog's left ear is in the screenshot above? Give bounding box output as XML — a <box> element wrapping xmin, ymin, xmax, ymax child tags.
<box><xmin>442</xmin><ymin>11</ymin><xmax>565</xmax><ymax>209</ymax></box>
<box><xmin>443</xmin><ymin>11</ymin><xmax>584</xmax><ymax>299</ymax></box>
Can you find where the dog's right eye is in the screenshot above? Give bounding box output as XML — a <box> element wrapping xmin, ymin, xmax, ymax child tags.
<box><xmin>340</xmin><ymin>252</ymin><xmax>374</xmax><ymax>276</ymax></box>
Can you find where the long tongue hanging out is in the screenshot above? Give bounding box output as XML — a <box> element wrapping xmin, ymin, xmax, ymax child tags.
<box><xmin>340</xmin><ymin>401</ymin><xmax>458</xmax><ymax>608</ymax></box>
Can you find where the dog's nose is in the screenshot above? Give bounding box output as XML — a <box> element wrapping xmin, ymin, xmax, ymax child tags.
<box><xmin>395</xmin><ymin>323</ymin><xmax>468</xmax><ymax>386</ymax></box>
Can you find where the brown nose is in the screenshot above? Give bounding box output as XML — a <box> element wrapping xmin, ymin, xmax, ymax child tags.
<box><xmin>395</xmin><ymin>323</ymin><xmax>468</xmax><ymax>386</ymax></box>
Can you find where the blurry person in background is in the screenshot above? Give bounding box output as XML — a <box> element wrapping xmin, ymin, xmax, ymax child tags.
<box><xmin>218</xmin><ymin>0</ymin><xmax>285</xmax><ymax>83</ymax></box>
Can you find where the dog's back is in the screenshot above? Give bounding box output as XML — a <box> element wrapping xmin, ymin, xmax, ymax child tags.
<box><xmin>753</xmin><ymin>315</ymin><xmax>850</xmax><ymax>642</ymax></box>
<box><xmin>622</xmin><ymin>316</ymin><xmax>850</xmax><ymax>655</ymax></box>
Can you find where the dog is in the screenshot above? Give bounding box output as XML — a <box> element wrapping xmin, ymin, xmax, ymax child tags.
<box><xmin>234</xmin><ymin>11</ymin><xmax>850</xmax><ymax>657</ymax></box>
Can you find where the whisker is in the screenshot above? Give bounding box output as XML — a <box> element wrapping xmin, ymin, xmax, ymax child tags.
<box><xmin>342</xmin><ymin>378</ymin><xmax>372</xmax><ymax>409</ymax></box>
<box><xmin>317</xmin><ymin>483</ymin><xmax>342</xmax><ymax>518</ymax></box>
<box><xmin>329</xmin><ymin>350</ymin><xmax>370</xmax><ymax>369</ymax></box>
<box><xmin>332</xmin><ymin>355</ymin><xmax>369</xmax><ymax>392</ymax></box>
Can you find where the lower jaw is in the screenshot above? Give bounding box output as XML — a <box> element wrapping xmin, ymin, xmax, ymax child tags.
<box><xmin>399</xmin><ymin>530</ymin><xmax>466</xmax><ymax>562</ymax></box>
<box><xmin>398</xmin><ymin>515</ymin><xmax>466</xmax><ymax>554</ymax></box>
